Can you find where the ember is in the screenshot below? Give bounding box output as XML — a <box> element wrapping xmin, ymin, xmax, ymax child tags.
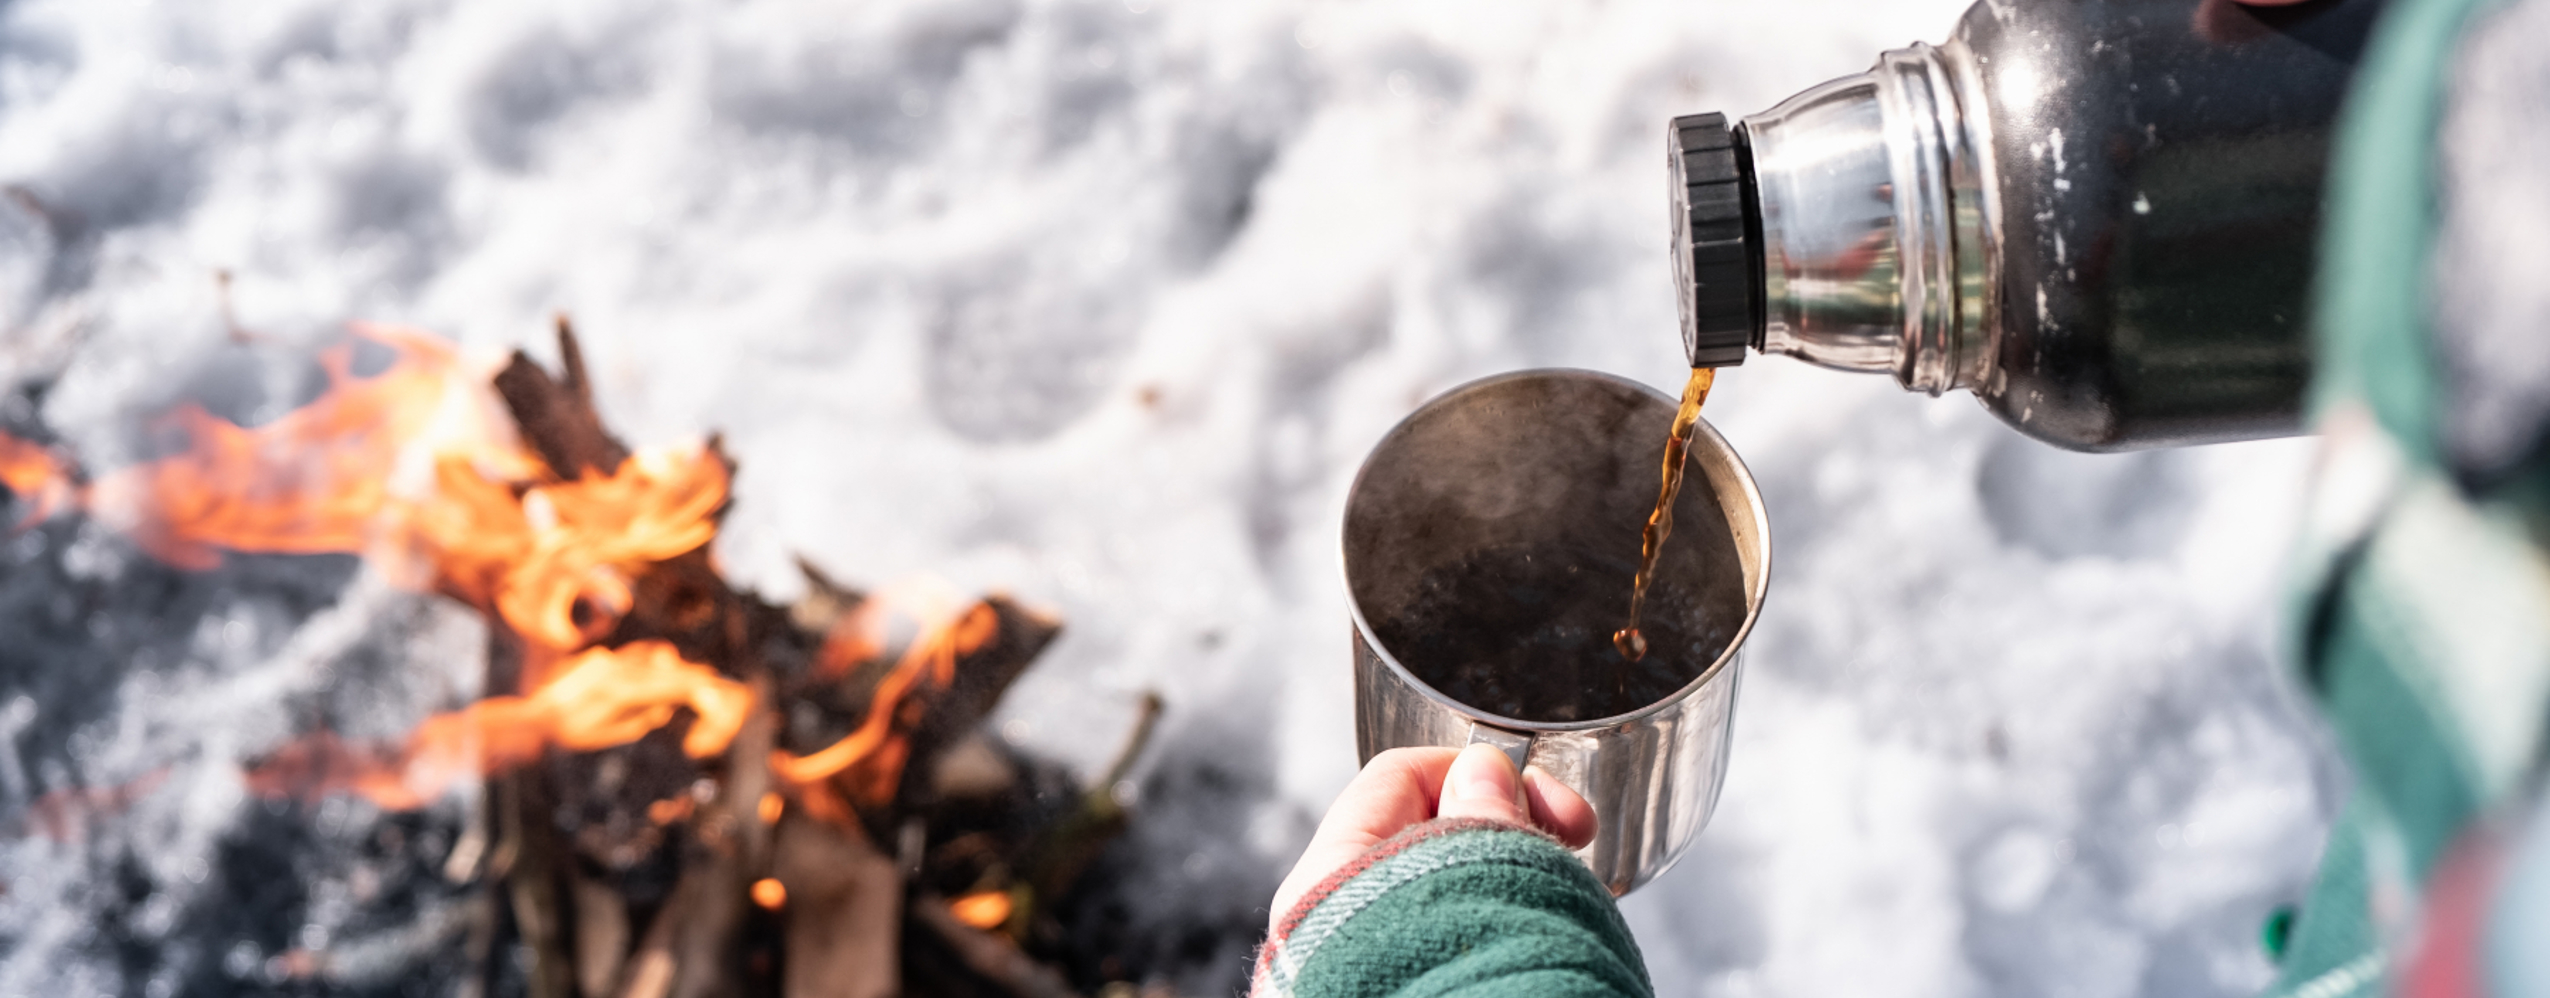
<box><xmin>0</xmin><ymin>318</ymin><xmax>1164</xmax><ymax>998</ymax></box>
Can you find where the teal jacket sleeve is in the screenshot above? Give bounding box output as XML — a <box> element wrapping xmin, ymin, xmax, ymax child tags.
<box><xmin>2266</xmin><ymin>0</ymin><xmax>2550</xmax><ymax>992</ymax></box>
<box><xmin>1252</xmin><ymin>818</ymin><xmax>1653</xmax><ymax>998</ymax></box>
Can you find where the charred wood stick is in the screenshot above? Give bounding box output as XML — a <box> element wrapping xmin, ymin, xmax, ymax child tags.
<box><xmin>910</xmin><ymin>892</ymin><xmax>1084</xmax><ymax>998</ymax></box>
<box><xmin>721</xmin><ymin>678</ymin><xmax>778</xmax><ymax>869</ymax></box>
<box><xmin>788</xmin><ymin>556</ymin><xmax>865</xmax><ymax>636</ymax></box>
<box><xmin>662</xmin><ymin>860</ymin><xmax>745</xmax><ymax>998</ymax></box>
<box><xmin>616</xmin><ymin>873</ymin><xmax>690</xmax><ymax>998</ymax></box>
<box><xmin>928</xmin><ymin>596</ymin><xmax>1063</xmax><ymax>740</ymax></box>
<box><xmin>770</xmin><ymin>588</ymin><xmax>1061</xmax><ymax>821</ymax></box>
<box><xmin>886</xmin><ymin>596</ymin><xmax>1062</xmax><ymax>815</ymax></box>
<box><xmin>493</xmin><ymin>315</ymin><xmax>630</xmax><ymax>479</ymax></box>
<box><xmin>480</xmin><ymin>597</ymin><xmax>582</xmax><ymax>998</ymax></box>
<box><xmin>456</xmin><ymin>884</ymin><xmax>501</xmax><ymax>998</ymax></box>
<box><xmin>571</xmin><ymin>872</ymin><xmax>632</xmax><ymax>998</ymax></box>
<box><xmin>662</xmin><ymin>680</ymin><xmax>779</xmax><ymax>998</ymax></box>
<box><xmin>769</xmin><ymin>815</ymin><xmax>900</xmax><ymax>998</ymax></box>
<box><xmin>499</xmin><ymin>773</ymin><xmax>578</xmax><ymax>998</ymax></box>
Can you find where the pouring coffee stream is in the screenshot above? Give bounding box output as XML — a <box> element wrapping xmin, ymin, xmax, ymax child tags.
<box><xmin>1614</xmin><ymin>367</ymin><xmax>1714</xmax><ymax>662</ymax></box>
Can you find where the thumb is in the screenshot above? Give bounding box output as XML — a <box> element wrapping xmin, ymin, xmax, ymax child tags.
<box><xmin>1434</xmin><ymin>743</ymin><xmax>1531</xmax><ymax>826</ymax></box>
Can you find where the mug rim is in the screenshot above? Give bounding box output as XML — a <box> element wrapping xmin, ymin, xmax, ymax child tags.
<box><xmin>1341</xmin><ymin>367</ymin><xmax>1773</xmax><ymax>734</ymax></box>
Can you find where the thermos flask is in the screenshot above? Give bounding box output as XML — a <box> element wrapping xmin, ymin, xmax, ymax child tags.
<box><xmin>1670</xmin><ymin>0</ymin><xmax>2384</xmax><ymax>450</ymax></box>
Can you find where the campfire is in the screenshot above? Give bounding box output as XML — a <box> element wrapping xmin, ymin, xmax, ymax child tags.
<box><xmin>0</xmin><ymin>318</ymin><xmax>1163</xmax><ymax>998</ymax></box>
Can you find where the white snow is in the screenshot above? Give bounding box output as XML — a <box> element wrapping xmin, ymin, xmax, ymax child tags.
<box><xmin>0</xmin><ymin>0</ymin><xmax>2338</xmax><ymax>994</ymax></box>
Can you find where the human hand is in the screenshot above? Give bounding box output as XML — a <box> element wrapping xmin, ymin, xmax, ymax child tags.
<box><xmin>1267</xmin><ymin>744</ymin><xmax>1598</xmax><ymax>931</ymax></box>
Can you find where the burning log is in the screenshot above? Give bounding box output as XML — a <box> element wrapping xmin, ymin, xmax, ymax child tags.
<box><xmin>473</xmin><ymin>318</ymin><xmax>1124</xmax><ymax>998</ymax></box>
<box><xmin>3</xmin><ymin>316</ymin><xmax>1155</xmax><ymax>996</ymax></box>
<box><xmin>476</xmin><ymin>318</ymin><xmax>767</xmax><ymax>998</ymax></box>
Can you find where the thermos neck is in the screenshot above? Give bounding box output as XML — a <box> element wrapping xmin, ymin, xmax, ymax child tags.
<box><xmin>1675</xmin><ymin>42</ymin><xmax>1995</xmax><ymax>395</ymax></box>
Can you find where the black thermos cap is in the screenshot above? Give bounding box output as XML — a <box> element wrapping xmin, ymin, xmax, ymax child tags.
<box><xmin>1670</xmin><ymin>112</ymin><xmax>1763</xmax><ymax>368</ymax></box>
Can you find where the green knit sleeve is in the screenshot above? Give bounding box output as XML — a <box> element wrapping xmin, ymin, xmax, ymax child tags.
<box><xmin>1253</xmin><ymin>818</ymin><xmax>1653</xmax><ymax>998</ymax></box>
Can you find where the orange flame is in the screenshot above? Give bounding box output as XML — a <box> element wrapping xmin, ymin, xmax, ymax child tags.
<box><xmin>84</xmin><ymin>324</ymin><xmax>470</xmax><ymax>570</ymax></box>
<box><xmin>771</xmin><ymin>584</ymin><xmax>998</xmax><ymax>810</ymax></box>
<box><xmin>948</xmin><ymin>890</ymin><xmax>1014</xmax><ymax>931</ymax></box>
<box><xmin>399</xmin><ymin>443</ymin><xmax>728</xmax><ymax>656</ymax></box>
<box><xmin>0</xmin><ymin>432</ymin><xmax>73</xmax><ymax>530</ymax></box>
<box><xmin>249</xmin><ymin>640</ymin><xmax>753</xmax><ymax>810</ymax></box>
<box><xmin>7</xmin><ymin>323</ymin><xmax>761</xmax><ymax>814</ymax></box>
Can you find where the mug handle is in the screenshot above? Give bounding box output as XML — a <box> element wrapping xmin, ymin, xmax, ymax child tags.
<box><xmin>1466</xmin><ymin>722</ymin><xmax>1535</xmax><ymax>773</ymax></box>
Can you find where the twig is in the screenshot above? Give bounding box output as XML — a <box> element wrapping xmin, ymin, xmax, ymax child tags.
<box><xmin>1099</xmin><ymin>692</ymin><xmax>1165</xmax><ymax>793</ymax></box>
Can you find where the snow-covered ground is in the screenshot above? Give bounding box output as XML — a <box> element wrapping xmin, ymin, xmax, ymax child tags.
<box><xmin>0</xmin><ymin>0</ymin><xmax>2339</xmax><ymax>994</ymax></box>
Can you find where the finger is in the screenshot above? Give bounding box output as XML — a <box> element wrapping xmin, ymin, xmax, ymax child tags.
<box><xmin>1268</xmin><ymin>747</ymin><xmax>1457</xmax><ymax>925</ymax></box>
<box><xmin>1433</xmin><ymin>743</ymin><xmax>1532</xmax><ymax>827</ymax></box>
<box><xmin>1313</xmin><ymin>746</ymin><xmax>1457</xmax><ymax>846</ymax></box>
<box><xmin>1522</xmin><ymin>767</ymin><xmax>1599</xmax><ymax>850</ymax></box>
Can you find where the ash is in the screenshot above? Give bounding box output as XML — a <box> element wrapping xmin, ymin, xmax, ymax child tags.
<box><xmin>0</xmin><ymin>1</ymin><xmax>2337</xmax><ymax>996</ymax></box>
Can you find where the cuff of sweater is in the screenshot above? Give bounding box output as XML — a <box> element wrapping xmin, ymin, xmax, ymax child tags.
<box><xmin>1252</xmin><ymin>818</ymin><xmax>1601</xmax><ymax>997</ymax></box>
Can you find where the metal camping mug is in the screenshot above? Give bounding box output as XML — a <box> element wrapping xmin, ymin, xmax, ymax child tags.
<box><xmin>1343</xmin><ymin>369</ymin><xmax>1769</xmax><ymax>895</ymax></box>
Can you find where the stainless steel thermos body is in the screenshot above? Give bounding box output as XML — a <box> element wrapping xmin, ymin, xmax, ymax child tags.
<box><xmin>1672</xmin><ymin>0</ymin><xmax>2385</xmax><ymax>450</ymax></box>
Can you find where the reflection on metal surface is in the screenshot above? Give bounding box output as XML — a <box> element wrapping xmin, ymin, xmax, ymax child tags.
<box><xmin>1676</xmin><ymin>0</ymin><xmax>2382</xmax><ymax>449</ymax></box>
<box><xmin>1738</xmin><ymin>42</ymin><xmax>1993</xmax><ymax>396</ymax></box>
<box><xmin>1343</xmin><ymin>370</ymin><xmax>1770</xmax><ymax>896</ymax></box>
